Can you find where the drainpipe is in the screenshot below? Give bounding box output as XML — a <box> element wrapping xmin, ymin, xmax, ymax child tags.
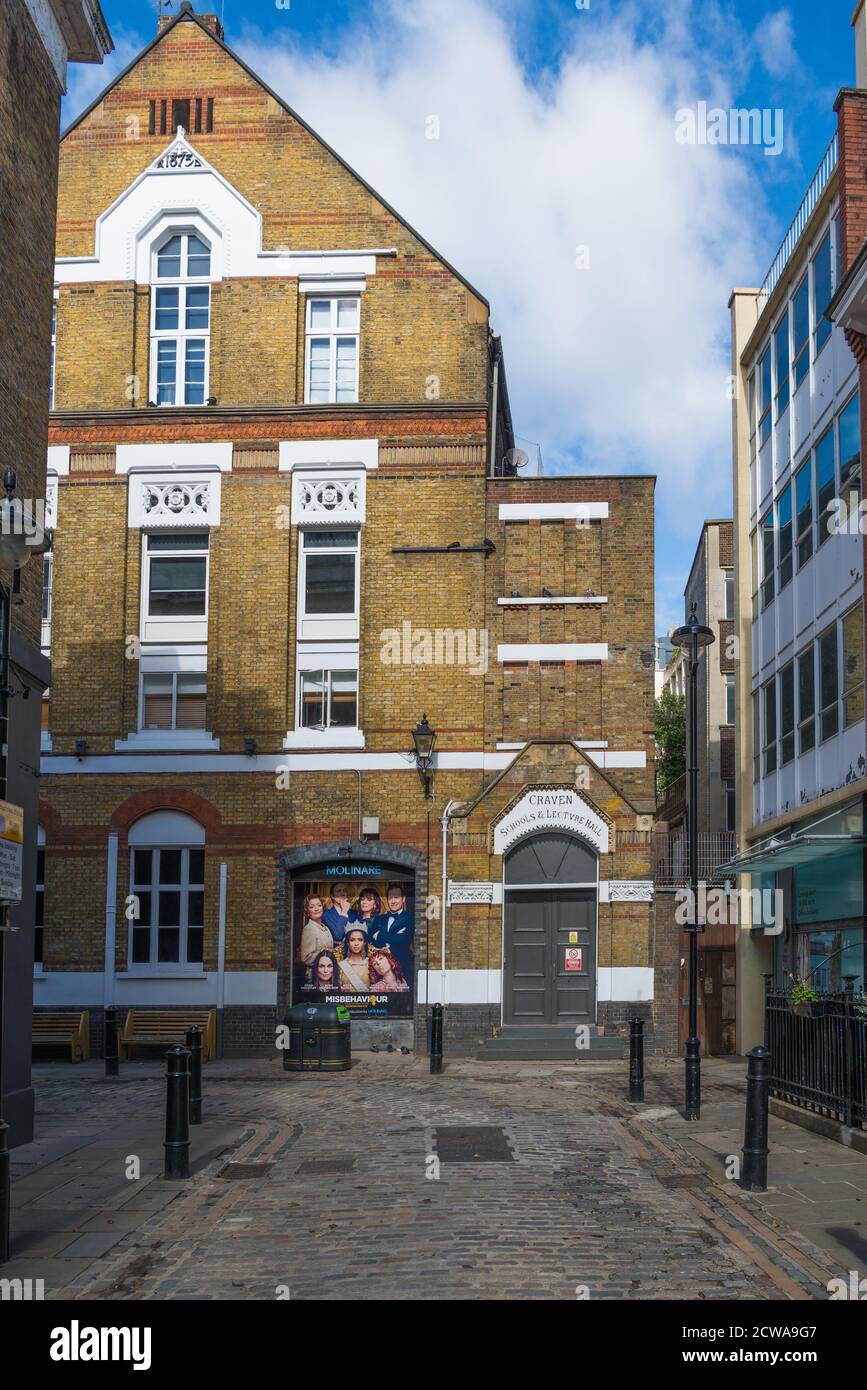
<box><xmin>440</xmin><ymin>799</ymin><xmax>457</xmax><ymax>1004</ymax></box>
<box><xmin>103</xmin><ymin>833</ymin><xmax>118</xmax><ymax>1009</ymax></box>
<box><xmin>216</xmin><ymin>861</ymin><xmax>228</xmax><ymax>1058</ymax></box>
<box><xmin>489</xmin><ymin>333</ymin><xmax>501</xmax><ymax>477</ymax></box>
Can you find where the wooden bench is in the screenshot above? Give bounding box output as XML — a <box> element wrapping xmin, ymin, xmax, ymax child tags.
<box><xmin>118</xmin><ymin>1009</ymin><xmax>216</xmax><ymax>1062</ymax></box>
<box><xmin>32</xmin><ymin>1010</ymin><xmax>90</xmax><ymax>1062</ymax></box>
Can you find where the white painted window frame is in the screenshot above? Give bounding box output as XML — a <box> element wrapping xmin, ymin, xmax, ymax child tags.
<box><xmin>149</xmin><ymin>229</ymin><xmax>212</xmax><ymax>407</ymax></box>
<box><xmin>128</xmin><ymin>843</ymin><xmax>205</xmax><ymax>974</ymax></box>
<box><xmin>140</xmin><ymin>530</ymin><xmax>210</xmax><ymax>642</ymax></box>
<box><xmin>304</xmin><ymin>295</ymin><xmax>360</xmax><ymax>404</ymax></box>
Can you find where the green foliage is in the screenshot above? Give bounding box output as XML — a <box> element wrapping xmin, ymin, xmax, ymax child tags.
<box><xmin>790</xmin><ymin>980</ymin><xmax>819</xmax><ymax>1004</ymax></box>
<box><xmin>655</xmin><ymin>687</ymin><xmax>686</xmax><ymax>794</ymax></box>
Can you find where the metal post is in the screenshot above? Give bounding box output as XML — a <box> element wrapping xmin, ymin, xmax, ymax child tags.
<box><xmin>104</xmin><ymin>1006</ymin><xmax>118</xmax><ymax>1078</ymax></box>
<box><xmin>0</xmin><ymin>583</ymin><xmax>12</xmax><ymax>1263</ymax></box>
<box><xmin>740</xmin><ymin>1045</ymin><xmax>770</xmax><ymax>1191</ymax></box>
<box><xmin>164</xmin><ymin>1045</ymin><xmax>191</xmax><ymax>1180</ymax></box>
<box><xmin>186</xmin><ymin>1025</ymin><xmax>202</xmax><ymax>1125</ymax></box>
<box><xmin>685</xmin><ymin>653</ymin><xmax>701</xmax><ymax>1121</ymax></box>
<box><xmin>429</xmin><ymin>1002</ymin><xmax>443</xmax><ymax>1074</ymax></box>
<box><xmin>628</xmin><ymin>1016</ymin><xmax>645</xmax><ymax>1102</ymax></box>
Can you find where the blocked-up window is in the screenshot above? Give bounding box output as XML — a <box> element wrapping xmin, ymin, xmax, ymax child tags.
<box><xmin>842</xmin><ymin>605</ymin><xmax>865</xmax><ymax>730</ymax></box>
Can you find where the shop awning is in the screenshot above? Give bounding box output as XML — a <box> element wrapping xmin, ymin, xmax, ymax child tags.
<box><xmin>717</xmin><ymin>833</ymin><xmax>867</xmax><ymax>875</ymax></box>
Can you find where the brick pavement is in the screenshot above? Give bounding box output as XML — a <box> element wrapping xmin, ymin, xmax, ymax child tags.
<box><xmin>1</xmin><ymin>1056</ymin><xmax>852</xmax><ymax>1301</ymax></box>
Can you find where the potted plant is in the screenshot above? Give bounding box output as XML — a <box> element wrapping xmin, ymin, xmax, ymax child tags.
<box><xmin>789</xmin><ymin>979</ymin><xmax>820</xmax><ymax>1018</ymax></box>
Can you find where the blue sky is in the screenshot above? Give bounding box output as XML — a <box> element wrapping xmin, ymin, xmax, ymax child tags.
<box><xmin>67</xmin><ymin>1</ymin><xmax>856</xmax><ymax>636</ymax></box>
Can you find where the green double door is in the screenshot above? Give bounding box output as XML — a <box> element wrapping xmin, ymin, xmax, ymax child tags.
<box><xmin>503</xmin><ymin>889</ymin><xmax>596</xmax><ymax>1025</ymax></box>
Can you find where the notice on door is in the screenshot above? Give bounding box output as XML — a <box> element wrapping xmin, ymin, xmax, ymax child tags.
<box><xmin>565</xmin><ymin>947</ymin><xmax>582</xmax><ymax>972</ymax></box>
<box><xmin>0</xmin><ymin>799</ymin><xmax>23</xmax><ymax>911</ymax></box>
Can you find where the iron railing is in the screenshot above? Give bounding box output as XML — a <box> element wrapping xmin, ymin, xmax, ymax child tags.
<box><xmin>759</xmin><ymin>134</ymin><xmax>838</xmax><ymax>304</ymax></box>
<box><xmin>656</xmin><ymin>772</ymin><xmax>686</xmax><ymax>821</ymax></box>
<box><xmin>765</xmin><ymin>988</ymin><xmax>867</xmax><ymax>1130</ymax></box>
<box><xmin>653</xmin><ymin>831</ymin><xmax>738</xmax><ymax>886</ymax></box>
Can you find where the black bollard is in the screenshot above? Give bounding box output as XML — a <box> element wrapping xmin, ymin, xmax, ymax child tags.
<box><xmin>430</xmin><ymin>1002</ymin><xmax>443</xmax><ymax>1074</ymax></box>
<box><xmin>740</xmin><ymin>1045</ymin><xmax>770</xmax><ymax>1192</ymax></box>
<box><xmin>104</xmin><ymin>1006</ymin><xmax>119</xmax><ymax>1078</ymax></box>
<box><xmin>628</xmin><ymin>1016</ymin><xmax>645</xmax><ymax>1103</ymax></box>
<box><xmin>186</xmin><ymin>1025</ymin><xmax>203</xmax><ymax>1125</ymax></box>
<box><xmin>164</xmin><ymin>1045</ymin><xmax>191</xmax><ymax>1180</ymax></box>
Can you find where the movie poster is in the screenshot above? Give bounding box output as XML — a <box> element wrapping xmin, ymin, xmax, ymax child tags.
<box><xmin>291</xmin><ymin>863</ymin><xmax>415</xmax><ymax>1019</ymax></box>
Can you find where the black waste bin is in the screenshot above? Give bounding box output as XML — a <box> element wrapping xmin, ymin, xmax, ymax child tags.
<box><xmin>283</xmin><ymin>1002</ymin><xmax>351</xmax><ymax>1072</ymax></box>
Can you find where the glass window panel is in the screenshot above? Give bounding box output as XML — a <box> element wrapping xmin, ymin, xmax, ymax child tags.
<box><xmin>158</xmin><ymin>928</ymin><xmax>180</xmax><ymax>963</ymax></box>
<box><xmin>132</xmin><ymin>849</ymin><xmax>153</xmax><ymax>885</ymax></box>
<box><xmin>175</xmin><ymin>674</ymin><xmax>206</xmax><ymax>729</ymax></box>
<box><xmin>839</xmin><ymin>392</ymin><xmax>860</xmax><ymax>496</ymax></box>
<box><xmin>142</xmin><ymin>674</ymin><xmax>173</xmax><ymax>730</ymax></box>
<box><xmin>725</xmin><ymin>674</ymin><xmax>735</xmax><ymax>725</ymax></box>
<box><xmin>778</xmin><ymin>484</ymin><xmax>792</xmax><ymax>589</ymax></box>
<box><xmin>158</xmin><ymin>892</ymin><xmax>181</xmax><ymax>928</ymax></box>
<box><xmin>780</xmin><ymin>662</ymin><xmax>795</xmax><ymax>765</ymax></box>
<box><xmin>329</xmin><ymin>670</ymin><xmax>358</xmax><ymax>727</ymax></box>
<box><xmin>304</xmin><ymin>553</ymin><xmax>355</xmax><ymax>614</ymax></box>
<box><xmin>774</xmin><ymin>311</ymin><xmax>789</xmax><ymax>415</ymax></box>
<box><xmin>309</xmin><ymin>299</ymin><xmax>331</xmax><ymax>330</ymax></box>
<box><xmin>763</xmin><ymin>681</ymin><xmax>777</xmax><ymax>775</ymax></box>
<box><xmin>792</xmin><ymin>277</ymin><xmax>809</xmax><ymax>387</ymax></box>
<box><xmin>335</xmin><ymin>337</ymin><xmax>358</xmax><ymax>402</ymax></box>
<box><xmin>186</xmin><ymin>235</ymin><xmax>211</xmax><ymax>277</ymax></box>
<box><xmin>303</xmin><ymin>530</ymin><xmax>358</xmax><ymax>549</ymax></box>
<box><xmin>135</xmin><ymin>890</ymin><xmax>152</xmax><ymax>927</ymax></box>
<box><xmin>758</xmin><ymin>344</ymin><xmax>772</xmax><ymax>443</ymax></box>
<box><xmin>156</xmin><ymin>340</ymin><xmax>177</xmax><ymax>405</ymax></box>
<box><xmin>761</xmin><ymin>510</ymin><xmax>774</xmax><ymax>609</ymax></box>
<box><xmin>842</xmin><ymin>605</ymin><xmax>865</xmax><ymax>728</ymax></box>
<box><xmin>184</xmin><ymin>339</ymin><xmax>206</xmax><ymax>405</ymax></box>
<box><xmin>188</xmin><ymin>848</ymin><xmax>204</xmax><ymax>884</ymax></box>
<box><xmin>154</xmin><ymin>287</ymin><xmax>179</xmax><ymax>330</ymax></box>
<box><xmin>301</xmin><ymin>670</ymin><xmax>325</xmax><ymax>728</ymax></box>
<box><xmin>798</xmin><ymin>647</ymin><xmax>816</xmax><ymax>753</ymax></box>
<box><xmin>753</xmin><ymin>692</ymin><xmax>760</xmax><ymax>783</ymax></box>
<box><xmin>157</xmin><ymin>236</ymin><xmax>182</xmax><ymax>278</ymax></box>
<box><xmin>795</xmin><ymin>461</ymin><xmax>813</xmax><ymax>568</ymax></box>
<box><xmin>186</xmin><ymin>927</ymin><xmax>204</xmax><ymax>965</ymax></box>
<box><xmin>185</xmin><ymin>285</ymin><xmax>210</xmax><ymax>329</ymax></box>
<box><xmin>307</xmin><ymin>338</ymin><xmax>330</xmax><ymax>402</ymax></box>
<box><xmin>132</xmin><ymin>928</ymin><xmax>151</xmax><ymax>964</ymax></box>
<box><xmin>159</xmin><ymin>850</ymin><xmax>182</xmax><ymax>886</ymax></box>
<box><xmin>187</xmin><ymin>889</ymin><xmax>204</xmax><ymax>929</ymax></box>
<box><xmin>336</xmin><ymin>298</ymin><xmax>359</xmax><ymax>329</ymax></box>
<box><xmin>820</xmin><ymin>626</ymin><xmax>839</xmax><ymax>741</ymax></box>
<box><xmin>816</xmin><ymin>426</ymin><xmax>836</xmax><ymax>547</ymax></box>
<box><xmin>148</xmin><ymin>556</ymin><xmax>207</xmax><ymax>616</ymax></box>
<box><xmin>813</xmin><ymin>231</ymin><xmax>832</xmax><ymax>355</ymax></box>
<box><xmin>147</xmin><ymin>533</ymin><xmax>209</xmax><ymax>551</ymax></box>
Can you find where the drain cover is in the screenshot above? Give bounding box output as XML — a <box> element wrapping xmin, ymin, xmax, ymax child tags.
<box><xmin>433</xmin><ymin>1126</ymin><xmax>514</xmax><ymax>1162</ymax></box>
<box><xmin>217</xmin><ymin>1162</ymin><xmax>273</xmax><ymax>1180</ymax></box>
<box><xmin>296</xmin><ymin>1157</ymin><xmax>356</xmax><ymax>1175</ymax></box>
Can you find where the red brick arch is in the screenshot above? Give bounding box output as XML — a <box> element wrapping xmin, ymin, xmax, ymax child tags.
<box><xmin>110</xmin><ymin>789</ymin><xmax>224</xmax><ymax>843</ymax></box>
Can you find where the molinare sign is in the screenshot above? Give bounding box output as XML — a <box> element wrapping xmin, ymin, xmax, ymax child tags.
<box><xmin>493</xmin><ymin>790</ymin><xmax>610</xmax><ymax>855</ymax></box>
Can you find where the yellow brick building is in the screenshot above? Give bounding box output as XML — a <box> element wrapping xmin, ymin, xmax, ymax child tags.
<box><xmin>40</xmin><ymin>5</ymin><xmax>660</xmax><ymax>1057</ymax></box>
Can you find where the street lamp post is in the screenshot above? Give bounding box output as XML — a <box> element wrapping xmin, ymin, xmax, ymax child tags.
<box><xmin>671</xmin><ymin>602</ymin><xmax>715</xmax><ymax>1122</ymax></box>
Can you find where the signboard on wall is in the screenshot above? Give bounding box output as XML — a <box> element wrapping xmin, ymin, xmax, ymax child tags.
<box><xmin>291</xmin><ymin>866</ymin><xmax>415</xmax><ymax>1019</ymax></box>
<box><xmin>493</xmin><ymin>788</ymin><xmax>610</xmax><ymax>855</ymax></box>
<box><xmin>0</xmin><ymin>799</ymin><xmax>23</xmax><ymax>910</ymax></box>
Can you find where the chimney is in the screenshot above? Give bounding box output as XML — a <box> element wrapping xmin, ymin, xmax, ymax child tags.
<box><xmin>854</xmin><ymin>0</ymin><xmax>867</xmax><ymax>88</ymax></box>
<box><xmin>158</xmin><ymin>5</ymin><xmax>224</xmax><ymax>40</ymax></box>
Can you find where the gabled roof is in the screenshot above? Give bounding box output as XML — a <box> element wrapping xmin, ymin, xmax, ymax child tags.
<box><xmin>61</xmin><ymin>5</ymin><xmax>490</xmax><ymax>307</ymax></box>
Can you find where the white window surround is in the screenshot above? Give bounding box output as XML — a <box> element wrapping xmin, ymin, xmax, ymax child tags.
<box><xmin>498</xmin><ymin>502</ymin><xmax>609</xmax><ymax>521</ymax></box>
<box><xmin>140</xmin><ymin>530</ymin><xmax>210</xmax><ymax>646</ymax></box>
<box><xmin>117</xmin><ymin>443</ymin><xmax>233</xmax><ymax>474</ymax></box>
<box><xmin>278</xmin><ymin>439</ymin><xmax>379</xmax><ymax>471</ymax></box>
<box><xmin>291</xmin><ymin>469</ymin><xmax>365</xmax><ymax>526</ymax></box>
<box><xmin>129</xmin><ymin>811</ymin><xmax>205</xmax><ymax>846</ymax></box>
<box><xmin>497</xmin><ymin>643</ymin><xmax>609</xmax><ymax>663</ymax></box>
<box><xmin>305</xmin><ymin>295</ymin><xmax>360</xmax><ymax>404</ymax></box>
<box><xmin>137</xmin><ymin>652</ymin><xmax>208</xmax><ymax>737</ymax></box>
<box><xmin>116</xmin><ymin>730</ymin><xmax>219</xmax><ymax>752</ymax></box>
<box><xmin>149</xmin><ymin>229</ymin><xmax>212</xmax><ymax>407</ymax></box>
<box><xmin>47</xmin><ymin>446</ymin><xmax>70</xmax><ymax>476</ymax></box>
<box><xmin>53</xmin><ymin>131</ymin><xmax>395</xmax><ymax>286</ymax></box>
<box><xmin>128</xmin><ymin>469</ymin><xmax>221</xmax><ymax>528</ymax></box>
<box><xmin>286</xmin><ymin>641</ymin><xmax>363</xmax><ymax>750</ymax></box>
<box><xmin>297</xmin><ymin>528</ymin><xmax>360</xmax><ymax>643</ymax></box>
<box><xmin>127</xmin><ymin>814</ymin><xmax>206</xmax><ymax>974</ymax></box>
<box><xmin>299</xmin><ymin>275</ymin><xmax>367</xmax><ymax>295</ymax></box>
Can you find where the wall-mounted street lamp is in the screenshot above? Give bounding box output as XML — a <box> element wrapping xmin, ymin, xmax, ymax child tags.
<box><xmin>244</xmin><ymin>736</ymin><xmax>257</xmax><ymax>757</ymax></box>
<box><xmin>411</xmin><ymin>714</ymin><xmax>437</xmax><ymax>798</ymax></box>
<box><xmin>671</xmin><ymin>601</ymin><xmax>715</xmax><ymax>1122</ymax></box>
<box><xmin>75</xmin><ymin>739</ymin><xmax>89</xmax><ymax>762</ymax></box>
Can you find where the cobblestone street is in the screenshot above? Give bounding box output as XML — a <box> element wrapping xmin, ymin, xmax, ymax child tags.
<box><xmin>4</xmin><ymin>1057</ymin><xmax>856</xmax><ymax>1301</ymax></box>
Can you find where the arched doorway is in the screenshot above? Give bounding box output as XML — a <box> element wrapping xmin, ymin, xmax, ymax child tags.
<box><xmin>503</xmin><ymin>832</ymin><xmax>598</xmax><ymax>1026</ymax></box>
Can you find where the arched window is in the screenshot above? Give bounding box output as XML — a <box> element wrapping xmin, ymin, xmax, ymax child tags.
<box><xmin>150</xmin><ymin>231</ymin><xmax>211</xmax><ymax>406</ymax></box>
<box><xmin>128</xmin><ymin>811</ymin><xmax>205</xmax><ymax>968</ymax></box>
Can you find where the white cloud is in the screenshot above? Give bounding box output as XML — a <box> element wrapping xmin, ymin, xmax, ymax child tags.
<box><xmin>236</xmin><ymin>0</ymin><xmax>775</xmax><ymax>550</ymax></box>
<box><xmin>754</xmin><ymin>9</ymin><xmax>799</xmax><ymax>81</ymax></box>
